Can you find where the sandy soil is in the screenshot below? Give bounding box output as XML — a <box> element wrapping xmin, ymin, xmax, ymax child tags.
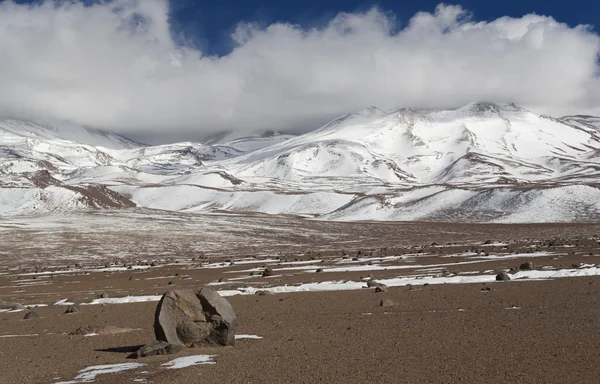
<box><xmin>1</xmin><ymin>212</ymin><xmax>600</xmax><ymax>383</ymax></box>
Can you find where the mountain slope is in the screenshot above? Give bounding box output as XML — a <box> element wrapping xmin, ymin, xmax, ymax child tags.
<box><xmin>1</xmin><ymin>104</ymin><xmax>600</xmax><ymax>222</ymax></box>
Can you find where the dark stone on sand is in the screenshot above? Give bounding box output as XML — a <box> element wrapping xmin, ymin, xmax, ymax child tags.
<box><xmin>367</xmin><ymin>280</ymin><xmax>387</xmax><ymax>289</ymax></box>
<box><xmin>23</xmin><ymin>311</ymin><xmax>40</xmax><ymax>320</ymax></box>
<box><xmin>380</xmin><ymin>299</ymin><xmax>394</xmax><ymax>307</ymax></box>
<box><xmin>98</xmin><ymin>292</ymin><xmax>109</xmax><ymax>299</ymax></box>
<box><xmin>133</xmin><ymin>341</ymin><xmax>183</xmax><ymax>358</ymax></box>
<box><xmin>374</xmin><ymin>286</ymin><xmax>387</xmax><ymax>293</ymax></box>
<box><xmin>496</xmin><ymin>272</ymin><xmax>511</xmax><ymax>281</ymax></box>
<box><xmin>167</xmin><ymin>281</ymin><xmax>175</xmax><ymax>286</ymax></box>
<box><xmin>262</xmin><ymin>268</ymin><xmax>273</xmax><ymax>277</ymax></box>
<box><xmin>64</xmin><ymin>305</ymin><xmax>81</xmax><ymax>314</ymax></box>
<box><xmin>255</xmin><ymin>290</ymin><xmax>273</xmax><ymax>296</ymax></box>
<box><xmin>154</xmin><ymin>286</ymin><xmax>237</xmax><ymax>348</ymax></box>
<box><xmin>519</xmin><ymin>262</ymin><xmax>533</xmax><ymax>270</ymax></box>
<box><xmin>315</xmin><ymin>268</ymin><xmax>323</xmax><ymax>273</ymax></box>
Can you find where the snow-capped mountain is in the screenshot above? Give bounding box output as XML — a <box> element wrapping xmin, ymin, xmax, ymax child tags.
<box><xmin>2</xmin><ymin>103</ymin><xmax>600</xmax><ymax>222</ymax></box>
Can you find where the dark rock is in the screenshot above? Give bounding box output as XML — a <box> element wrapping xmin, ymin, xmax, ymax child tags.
<box><xmin>154</xmin><ymin>286</ymin><xmax>237</xmax><ymax>347</ymax></box>
<box><xmin>23</xmin><ymin>311</ymin><xmax>40</xmax><ymax>320</ymax></box>
<box><xmin>374</xmin><ymin>286</ymin><xmax>387</xmax><ymax>293</ymax></box>
<box><xmin>218</xmin><ymin>277</ymin><xmax>228</xmax><ymax>283</ymax></box>
<box><xmin>380</xmin><ymin>299</ymin><xmax>394</xmax><ymax>307</ymax></box>
<box><xmin>98</xmin><ymin>292</ymin><xmax>109</xmax><ymax>299</ymax></box>
<box><xmin>167</xmin><ymin>281</ymin><xmax>175</xmax><ymax>286</ymax></box>
<box><xmin>133</xmin><ymin>341</ymin><xmax>183</xmax><ymax>358</ymax></box>
<box><xmin>519</xmin><ymin>262</ymin><xmax>533</xmax><ymax>270</ymax></box>
<box><xmin>496</xmin><ymin>272</ymin><xmax>511</xmax><ymax>281</ymax></box>
<box><xmin>509</xmin><ymin>268</ymin><xmax>518</xmax><ymax>274</ymax></box>
<box><xmin>255</xmin><ymin>290</ymin><xmax>273</xmax><ymax>296</ymax></box>
<box><xmin>69</xmin><ymin>325</ymin><xmax>96</xmax><ymax>336</ymax></box>
<box><xmin>483</xmin><ymin>240</ymin><xmax>493</xmax><ymax>245</ymax></box>
<box><xmin>64</xmin><ymin>305</ymin><xmax>81</xmax><ymax>314</ymax></box>
<box><xmin>262</xmin><ymin>268</ymin><xmax>273</xmax><ymax>277</ymax></box>
<box><xmin>366</xmin><ymin>280</ymin><xmax>387</xmax><ymax>288</ymax></box>
<box><xmin>315</xmin><ymin>268</ymin><xmax>323</xmax><ymax>273</ymax></box>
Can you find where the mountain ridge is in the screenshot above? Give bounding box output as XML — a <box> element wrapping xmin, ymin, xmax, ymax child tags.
<box><xmin>2</xmin><ymin>103</ymin><xmax>600</xmax><ymax>222</ymax></box>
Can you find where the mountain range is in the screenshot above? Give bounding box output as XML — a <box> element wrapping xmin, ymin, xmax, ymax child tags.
<box><xmin>2</xmin><ymin>102</ymin><xmax>600</xmax><ymax>222</ymax></box>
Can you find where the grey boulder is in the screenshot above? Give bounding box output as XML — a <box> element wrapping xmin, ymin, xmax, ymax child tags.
<box><xmin>154</xmin><ymin>286</ymin><xmax>237</xmax><ymax>348</ymax></box>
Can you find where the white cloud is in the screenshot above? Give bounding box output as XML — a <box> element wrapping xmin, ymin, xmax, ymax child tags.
<box><xmin>0</xmin><ymin>0</ymin><xmax>599</xmax><ymax>140</ymax></box>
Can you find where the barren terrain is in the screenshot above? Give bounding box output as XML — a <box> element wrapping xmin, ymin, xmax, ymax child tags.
<box><xmin>1</xmin><ymin>211</ymin><xmax>600</xmax><ymax>383</ymax></box>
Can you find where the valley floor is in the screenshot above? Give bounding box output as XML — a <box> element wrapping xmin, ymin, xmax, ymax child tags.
<box><xmin>0</xmin><ymin>210</ymin><xmax>599</xmax><ymax>383</ymax></box>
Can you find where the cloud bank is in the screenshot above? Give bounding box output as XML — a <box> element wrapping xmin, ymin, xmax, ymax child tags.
<box><xmin>0</xmin><ymin>0</ymin><xmax>599</xmax><ymax>141</ymax></box>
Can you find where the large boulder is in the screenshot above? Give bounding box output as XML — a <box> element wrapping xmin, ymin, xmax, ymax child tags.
<box><xmin>154</xmin><ymin>286</ymin><xmax>237</xmax><ymax>348</ymax></box>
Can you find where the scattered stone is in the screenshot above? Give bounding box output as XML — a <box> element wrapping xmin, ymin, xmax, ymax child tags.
<box><xmin>374</xmin><ymin>286</ymin><xmax>387</xmax><ymax>293</ymax></box>
<box><xmin>151</xmin><ymin>262</ymin><xmax>159</xmax><ymax>267</ymax></box>
<box><xmin>0</xmin><ymin>302</ymin><xmax>25</xmax><ymax>311</ymax></box>
<box><xmin>509</xmin><ymin>268</ymin><xmax>518</xmax><ymax>274</ymax></box>
<box><xmin>315</xmin><ymin>268</ymin><xmax>323</xmax><ymax>273</ymax></box>
<box><xmin>167</xmin><ymin>281</ymin><xmax>175</xmax><ymax>286</ymax></box>
<box><xmin>255</xmin><ymin>290</ymin><xmax>273</xmax><ymax>296</ymax></box>
<box><xmin>23</xmin><ymin>311</ymin><xmax>40</xmax><ymax>320</ymax></box>
<box><xmin>154</xmin><ymin>286</ymin><xmax>237</xmax><ymax>347</ymax></box>
<box><xmin>262</xmin><ymin>268</ymin><xmax>273</xmax><ymax>277</ymax></box>
<box><xmin>496</xmin><ymin>272</ymin><xmax>511</xmax><ymax>281</ymax></box>
<box><xmin>69</xmin><ymin>325</ymin><xmax>96</xmax><ymax>335</ymax></box>
<box><xmin>481</xmin><ymin>286</ymin><xmax>492</xmax><ymax>292</ymax></box>
<box><xmin>483</xmin><ymin>240</ymin><xmax>493</xmax><ymax>245</ymax></box>
<box><xmin>64</xmin><ymin>305</ymin><xmax>81</xmax><ymax>314</ymax></box>
<box><xmin>218</xmin><ymin>277</ymin><xmax>228</xmax><ymax>283</ymax></box>
<box><xmin>98</xmin><ymin>292</ymin><xmax>109</xmax><ymax>299</ymax></box>
<box><xmin>133</xmin><ymin>341</ymin><xmax>183</xmax><ymax>358</ymax></box>
<box><xmin>366</xmin><ymin>280</ymin><xmax>387</xmax><ymax>289</ymax></box>
<box><xmin>519</xmin><ymin>262</ymin><xmax>533</xmax><ymax>270</ymax></box>
<box><xmin>379</xmin><ymin>299</ymin><xmax>394</xmax><ymax>307</ymax></box>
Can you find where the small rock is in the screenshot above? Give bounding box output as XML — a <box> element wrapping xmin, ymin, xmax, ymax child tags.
<box><xmin>496</xmin><ymin>272</ymin><xmax>511</xmax><ymax>281</ymax></box>
<box><xmin>519</xmin><ymin>262</ymin><xmax>533</xmax><ymax>270</ymax></box>
<box><xmin>315</xmin><ymin>268</ymin><xmax>323</xmax><ymax>273</ymax></box>
<box><xmin>481</xmin><ymin>286</ymin><xmax>491</xmax><ymax>292</ymax></box>
<box><xmin>98</xmin><ymin>292</ymin><xmax>109</xmax><ymax>299</ymax></box>
<box><xmin>379</xmin><ymin>299</ymin><xmax>394</xmax><ymax>307</ymax></box>
<box><xmin>23</xmin><ymin>311</ymin><xmax>40</xmax><ymax>320</ymax></box>
<box><xmin>69</xmin><ymin>325</ymin><xmax>96</xmax><ymax>335</ymax></box>
<box><xmin>262</xmin><ymin>268</ymin><xmax>273</xmax><ymax>277</ymax></box>
<box><xmin>64</xmin><ymin>305</ymin><xmax>81</xmax><ymax>314</ymax></box>
<box><xmin>374</xmin><ymin>286</ymin><xmax>387</xmax><ymax>293</ymax></box>
<box><xmin>10</xmin><ymin>303</ymin><xmax>25</xmax><ymax>311</ymax></box>
<box><xmin>218</xmin><ymin>277</ymin><xmax>228</xmax><ymax>283</ymax></box>
<box><xmin>255</xmin><ymin>290</ymin><xmax>273</xmax><ymax>296</ymax></box>
<box><xmin>367</xmin><ymin>280</ymin><xmax>387</xmax><ymax>288</ymax></box>
<box><xmin>167</xmin><ymin>281</ymin><xmax>175</xmax><ymax>286</ymax></box>
<box><xmin>133</xmin><ymin>341</ymin><xmax>183</xmax><ymax>358</ymax></box>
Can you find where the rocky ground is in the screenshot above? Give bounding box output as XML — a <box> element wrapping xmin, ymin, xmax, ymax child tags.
<box><xmin>1</xmin><ymin>212</ymin><xmax>600</xmax><ymax>383</ymax></box>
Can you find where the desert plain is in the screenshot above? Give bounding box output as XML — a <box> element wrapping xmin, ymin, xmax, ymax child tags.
<box><xmin>1</xmin><ymin>210</ymin><xmax>600</xmax><ymax>383</ymax></box>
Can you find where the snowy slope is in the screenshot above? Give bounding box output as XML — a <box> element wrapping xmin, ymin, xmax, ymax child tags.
<box><xmin>1</xmin><ymin>104</ymin><xmax>600</xmax><ymax>222</ymax></box>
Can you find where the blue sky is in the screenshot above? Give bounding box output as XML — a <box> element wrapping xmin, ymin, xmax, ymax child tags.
<box><xmin>11</xmin><ymin>0</ymin><xmax>600</xmax><ymax>56</ymax></box>
<box><xmin>170</xmin><ymin>0</ymin><xmax>598</xmax><ymax>55</ymax></box>
<box><xmin>1</xmin><ymin>0</ymin><xmax>600</xmax><ymax>140</ymax></box>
